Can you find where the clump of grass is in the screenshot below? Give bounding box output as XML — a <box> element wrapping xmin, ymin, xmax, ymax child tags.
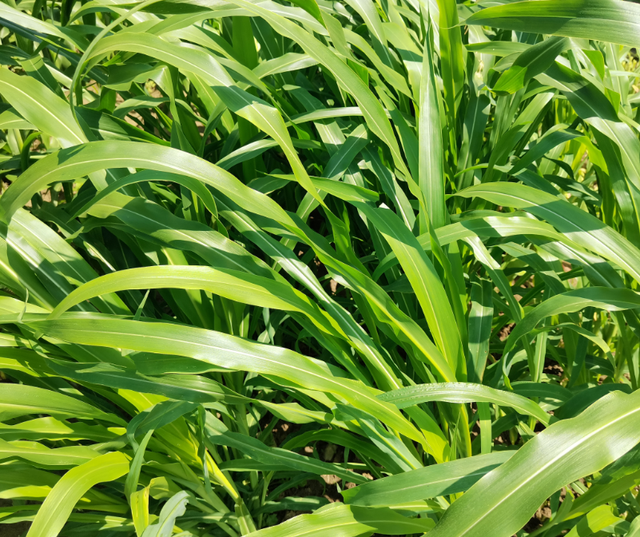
<box><xmin>1</xmin><ymin>0</ymin><xmax>640</xmax><ymax>536</ymax></box>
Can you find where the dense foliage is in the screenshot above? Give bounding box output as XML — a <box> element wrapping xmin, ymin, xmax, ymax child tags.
<box><xmin>1</xmin><ymin>0</ymin><xmax>640</xmax><ymax>535</ymax></box>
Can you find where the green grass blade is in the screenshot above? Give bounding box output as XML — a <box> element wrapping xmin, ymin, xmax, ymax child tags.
<box><xmin>26</xmin><ymin>452</ymin><xmax>129</xmax><ymax>537</ymax></box>
<box><xmin>466</xmin><ymin>0</ymin><xmax>640</xmax><ymax>47</ymax></box>
<box><xmin>427</xmin><ymin>390</ymin><xmax>640</xmax><ymax>537</ymax></box>
<box><xmin>343</xmin><ymin>451</ymin><xmax>514</xmax><ymax>506</ymax></box>
<box><xmin>380</xmin><ymin>382</ymin><xmax>550</xmax><ymax>425</ymax></box>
